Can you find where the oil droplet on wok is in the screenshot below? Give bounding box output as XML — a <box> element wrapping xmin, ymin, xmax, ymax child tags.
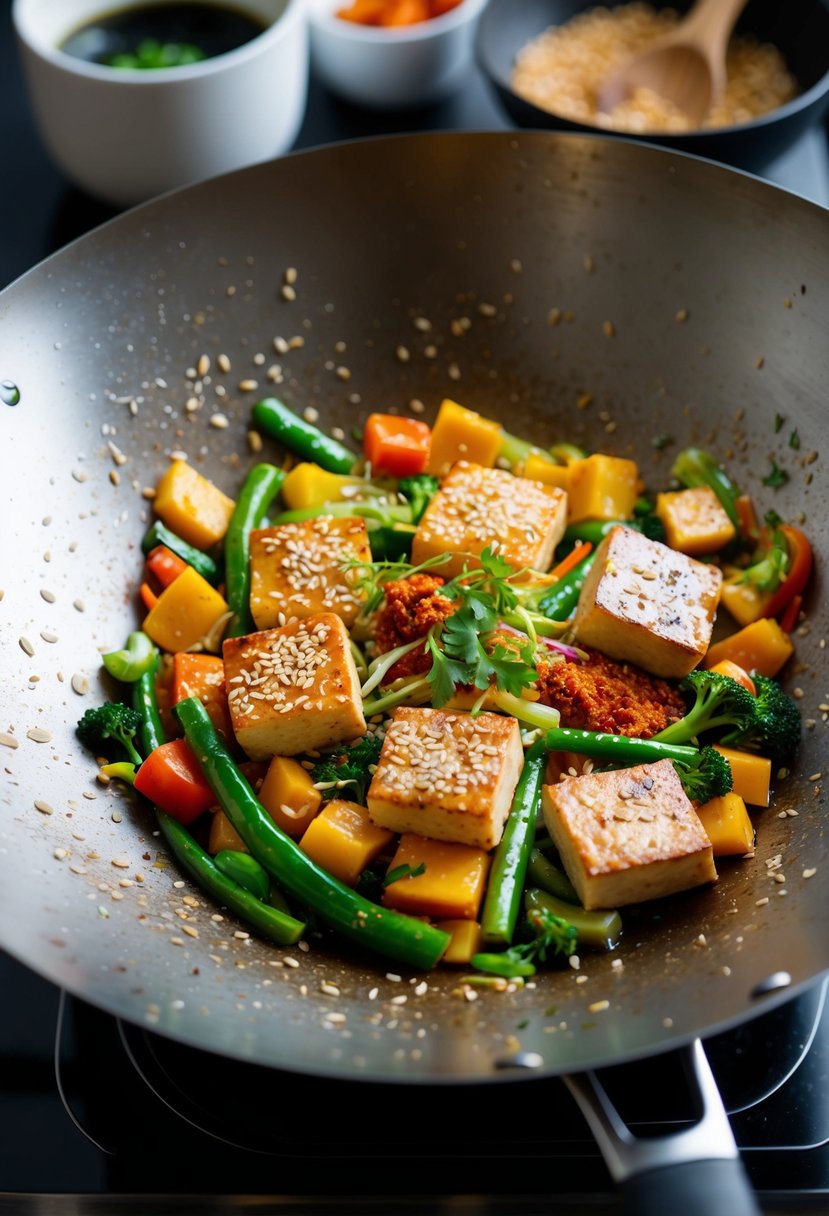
<box><xmin>1</xmin><ymin>381</ymin><xmax>20</xmax><ymax>406</ymax></box>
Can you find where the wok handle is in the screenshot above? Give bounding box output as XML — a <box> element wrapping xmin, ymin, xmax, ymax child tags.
<box><xmin>564</xmin><ymin>1039</ymin><xmax>761</xmax><ymax>1216</ymax></box>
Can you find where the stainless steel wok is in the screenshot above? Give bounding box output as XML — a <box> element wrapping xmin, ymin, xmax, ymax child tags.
<box><xmin>1</xmin><ymin>131</ymin><xmax>827</xmax><ymax>1208</ymax></box>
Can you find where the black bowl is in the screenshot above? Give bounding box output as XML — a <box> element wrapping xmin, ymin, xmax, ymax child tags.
<box><xmin>477</xmin><ymin>0</ymin><xmax>829</xmax><ymax>173</ymax></box>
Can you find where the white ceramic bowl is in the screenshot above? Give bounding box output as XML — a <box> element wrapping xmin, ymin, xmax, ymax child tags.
<box><xmin>13</xmin><ymin>0</ymin><xmax>309</xmax><ymax>208</ymax></box>
<box><xmin>307</xmin><ymin>0</ymin><xmax>488</xmax><ymax>110</ymax></box>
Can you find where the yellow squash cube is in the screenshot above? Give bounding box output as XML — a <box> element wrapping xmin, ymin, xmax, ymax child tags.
<box><xmin>435</xmin><ymin>919</ymin><xmax>482</xmax><ymax>964</ymax></box>
<box><xmin>153</xmin><ymin>460</ymin><xmax>235</xmax><ymax>549</ymax></box>
<box><xmin>704</xmin><ymin>618</ymin><xmax>794</xmax><ymax>678</ymax></box>
<box><xmin>382</xmin><ymin>834</ymin><xmax>491</xmax><ymax>921</ymax></box>
<box><xmin>696</xmin><ymin>793</ymin><xmax>755</xmax><ymax>856</ymax></box>
<box><xmin>258</xmin><ymin>755</ymin><xmax>322</xmax><ymax>838</ymax></box>
<box><xmin>566</xmin><ymin>454</ymin><xmax>640</xmax><ymax>523</ymax></box>
<box><xmin>712</xmin><ymin>746</ymin><xmax>771</xmax><ymax>808</ymax></box>
<box><xmin>522</xmin><ymin>453</ymin><xmax>571</xmax><ymax>491</ymax></box>
<box><xmin>280</xmin><ymin>463</ymin><xmax>365</xmax><ymax>510</ymax></box>
<box><xmin>143</xmin><ymin>565</ymin><xmax>229</xmax><ymax>654</ymax></box>
<box><xmin>656</xmin><ymin>486</ymin><xmax>737</xmax><ymax>556</ymax></box>
<box><xmin>208</xmin><ymin>810</ymin><xmax>246</xmax><ymax>855</ymax></box>
<box><xmin>299</xmin><ymin>799</ymin><xmax>394</xmax><ymax>887</ymax></box>
<box><xmin>427</xmin><ymin>399</ymin><xmax>502</xmax><ymax>477</ymax></box>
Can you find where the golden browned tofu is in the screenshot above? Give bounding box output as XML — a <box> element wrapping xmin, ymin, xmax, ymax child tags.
<box><xmin>572</xmin><ymin>525</ymin><xmax>722</xmax><ymax>678</ymax></box>
<box><xmin>541</xmin><ymin>759</ymin><xmax>717</xmax><ymax>910</ymax></box>
<box><xmin>367</xmin><ymin>706</ymin><xmax>524</xmax><ymax>850</ymax></box>
<box><xmin>222</xmin><ymin>612</ymin><xmax>365</xmax><ymax>760</ymax></box>
<box><xmin>249</xmin><ymin>516</ymin><xmax>371</xmax><ymax>629</ymax></box>
<box><xmin>411</xmin><ymin>461</ymin><xmax>567</xmax><ymax>578</ymax></box>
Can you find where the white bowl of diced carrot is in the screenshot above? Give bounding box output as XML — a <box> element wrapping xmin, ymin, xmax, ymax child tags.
<box><xmin>307</xmin><ymin>0</ymin><xmax>489</xmax><ymax>109</ymax></box>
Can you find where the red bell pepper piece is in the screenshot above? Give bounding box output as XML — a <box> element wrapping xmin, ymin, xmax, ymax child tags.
<box><xmin>133</xmin><ymin>737</ymin><xmax>217</xmax><ymax>825</ymax></box>
<box><xmin>765</xmin><ymin>525</ymin><xmax>812</xmax><ymax>621</ymax></box>
<box><xmin>363</xmin><ymin>413</ymin><xmax>431</xmax><ymax>477</ymax></box>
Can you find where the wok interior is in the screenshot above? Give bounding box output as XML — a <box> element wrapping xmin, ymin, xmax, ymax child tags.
<box><xmin>1</xmin><ymin>132</ymin><xmax>827</xmax><ymax>1081</ymax></box>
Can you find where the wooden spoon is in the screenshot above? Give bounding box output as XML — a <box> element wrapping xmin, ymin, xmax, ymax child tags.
<box><xmin>596</xmin><ymin>0</ymin><xmax>750</xmax><ymax>127</ymax></box>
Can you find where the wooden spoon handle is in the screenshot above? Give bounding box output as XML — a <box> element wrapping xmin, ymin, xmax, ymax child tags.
<box><xmin>681</xmin><ymin>0</ymin><xmax>751</xmax><ymax>53</ymax></box>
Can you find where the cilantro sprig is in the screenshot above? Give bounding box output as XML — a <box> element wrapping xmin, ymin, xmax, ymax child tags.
<box><xmin>471</xmin><ymin>905</ymin><xmax>578</xmax><ymax>978</ymax></box>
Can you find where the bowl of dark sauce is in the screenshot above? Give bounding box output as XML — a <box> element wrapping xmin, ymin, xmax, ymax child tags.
<box><xmin>13</xmin><ymin>0</ymin><xmax>309</xmax><ymax>207</ymax></box>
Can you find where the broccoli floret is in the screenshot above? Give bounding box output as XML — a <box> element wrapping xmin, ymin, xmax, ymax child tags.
<box><xmin>674</xmin><ymin>745</ymin><xmax>733</xmax><ymax>803</ymax></box>
<box><xmin>720</xmin><ymin>674</ymin><xmax>801</xmax><ymax>768</ymax></box>
<box><xmin>76</xmin><ymin>702</ymin><xmax>143</xmax><ymax>766</ymax></box>
<box><xmin>654</xmin><ymin>670</ymin><xmax>758</xmax><ymax>746</ymax></box>
<box><xmin>398</xmin><ymin>474</ymin><xmax>439</xmax><ymax>524</ymax></box>
<box><xmin>310</xmin><ymin>733</ymin><xmax>384</xmax><ymax>804</ymax></box>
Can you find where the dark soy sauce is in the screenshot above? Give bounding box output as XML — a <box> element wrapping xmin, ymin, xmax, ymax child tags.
<box><xmin>60</xmin><ymin>3</ymin><xmax>268</xmax><ymax>67</ymax></box>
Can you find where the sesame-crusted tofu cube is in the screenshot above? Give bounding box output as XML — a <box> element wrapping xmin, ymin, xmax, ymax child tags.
<box><xmin>411</xmin><ymin>461</ymin><xmax>567</xmax><ymax>579</ymax></box>
<box><xmin>572</xmin><ymin>525</ymin><xmax>722</xmax><ymax>679</ymax></box>
<box><xmin>366</xmin><ymin>706</ymin><xmax>524</xmax><ymax>850</ymax></box>
<box><xmin>249</xmin><ymin>516</ymin><xmax>371</xmax><ymax>629</ymax></box>
<box><xmin>541</xmin><ymin>760</ymin><xmax>717</xmax><ymax>910</ymax></box>
<box><xmin>222</xmin><ymin>612</ymin><xmax>366</xmax><ymax>760</ymax></box>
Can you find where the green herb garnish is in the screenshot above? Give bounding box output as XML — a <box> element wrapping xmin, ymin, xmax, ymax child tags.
<box><xmin>762</xmin><ymin>459</ymin><xmax>789</xmax><ymax>489</ymax></box>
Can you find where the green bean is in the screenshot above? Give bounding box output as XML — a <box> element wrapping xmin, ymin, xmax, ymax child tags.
<box><xmin>214</xmin><ymin>850</ymin><xmax>270</xmax><ymax>902</ymax></box>
<box><xmin>538</xmin><ymin>552</ymin><xmax>595</xmax><ymax>620</ymax></box>
<box><xmin>561</xmin><ymin>519</ymin><xmax>632</xmax><ymax>547</ymax></box>
<box><xmin>131</xmin><ymin>654</ymin><xmax>305</xmax><ymax>946</ymax></box>
<box><xmin>174</xmin><ymin>696</ymin><xmax>450</xmax><ymax>970</ymax></box>
<box><xmin>525</xmin><ymin>888</ymin><xmax>622</xmax><ymax>951</ymax></box>
<box><xmin>253</xmin><ymin>398</ymin><xmax>358</xmax><ymax>474</ymax></box>
<box><xmin>224</xmin><ymin>463</ymin><xmax>285</xmax><ymax>638</ymax></box>
<box><xmin>141</xmin><ymin>521</ymin><xmax>220</xmax><ymax>585</ymax></box>
<box><xmin>527</xmin><ymin>848</ymin><xmax>579</xmax><ymax>903</ymax></box>
<box><xmin>480</xmin><ymin>741</ymin><xmax>547</xmax><ymax>948</ymax></box>
<box><xmin>103</xmin><ymin>631</ymin><xmax>156</xmax><ymax>682</ymax></box>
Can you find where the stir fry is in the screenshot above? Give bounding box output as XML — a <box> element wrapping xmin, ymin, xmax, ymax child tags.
<box><xmin>77</xmin><ymin>396</ymin><xmax>809</xmax><ymax>977</ymax></box>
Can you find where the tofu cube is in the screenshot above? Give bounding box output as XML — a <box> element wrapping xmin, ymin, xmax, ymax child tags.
<box><xmin>299</xmin><ymin>800</ymin><xmax>394</xmax><ymax>887</ymax></box>
<box><xmin>411</xmin><ymin>461</ymin><xmax>567</xmax><ymax>578</ymax></box>
<box><xmin>249</xmin><ymin>516</ymin><xmax>371</xmax><ymax>629</ymax></box>
<box><xmin>222</xmin><ymin>612</ymin><xmax>366</xmax><ymax>760</ymax></box>
<box><xmin>541</xmin><ymin>759</ymin><xmax>717</xmax><ymax>910</ymax></box>
<box><xmin>366</xmin><ymin>706</ymin><xmax>523</xmax><ymax>850</ymax></box>
<box><xmin>572</xmin><ymin>525</ymin><xmax>722</xmax><ymax>678</ymax></box>
<box><xmin>656</xmin><ymin>486</ymin><xmax>737</xmax><ymax>556</ymax></box>
<box><xmin>382</xmin><ymin>833</ymin><xmax>490</xmax><ymax>920</ymax></box>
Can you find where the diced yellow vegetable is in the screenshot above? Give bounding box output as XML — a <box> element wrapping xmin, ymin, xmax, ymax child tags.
<box><xmin>382</xmin><ymin>833</ymin><xmax>490</xmax><ymax>920</ymax></box>
<box><xmin>656</xmin><ymin>486</ymin><xmax>737</xmax><ymax>556</ymax></box>
<box><xmin>523</xmin><ymin>453</ymin><xmax>571</xmax><ymax>491</ymax></box>
<box><xmin>153</xmin><ymin>460</ymin><xmax>235</xmax><ymax>549</ymax></box>
<box><xmin>299</xmin><ymin>800</ymin><xmax>394</xmax><ymax>887</ymax></box>
<box><xmin>696</xmin><ymin>792</ymin><xmax>755</xmax><ymax>855</ymax></box>
<box><xmin>567</xmin><ymin>454</ymin><xmax>640</xmax><ymax>522</ymax></box>
<box><xmin>280</xmin><ymin>463</ymin><xmax>365</xmax><ymax>510</ymax></box>
<box><xmin>704</xmin><ymin>618</ymin><xmax>794</xmax><ymax>677</ymax></box>
<box><xmin>713</xmin><ymin>746</ymin><xmax>772</xmax><ymax>808</ymax></box>
<box><xmin>427</xmin><ymin>399</ymin><xmax>502</xmax><ymax>476</ymax></box>
<box><xmin>719</xmin><ymin>575</ymin><xmax>770</xmax><ymax>628</ymax></box>
<box><xmin>208</xmin><ymin>810</ymin><xmax>246</xmax><ymax>854</ymax></box>
<box><xmin>143</xmin><ymin>565</ymin><xmax>229</xmax><ymax>653</ymax></box>
<box><xmin>258</xmin><ymin>755</ymin><xmax>322</xmax><ymax>838</ymax></box>
<box><xmin>435</xmin><ymin>919</ymin><xmax>482</xmax><ymax>964</ymax></box>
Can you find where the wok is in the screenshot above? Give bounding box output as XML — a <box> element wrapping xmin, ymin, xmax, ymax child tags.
<box><xmin>1</xmin><ymin>132</ymin><xmax>827</xmax><ymax>1207</ymax></box>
